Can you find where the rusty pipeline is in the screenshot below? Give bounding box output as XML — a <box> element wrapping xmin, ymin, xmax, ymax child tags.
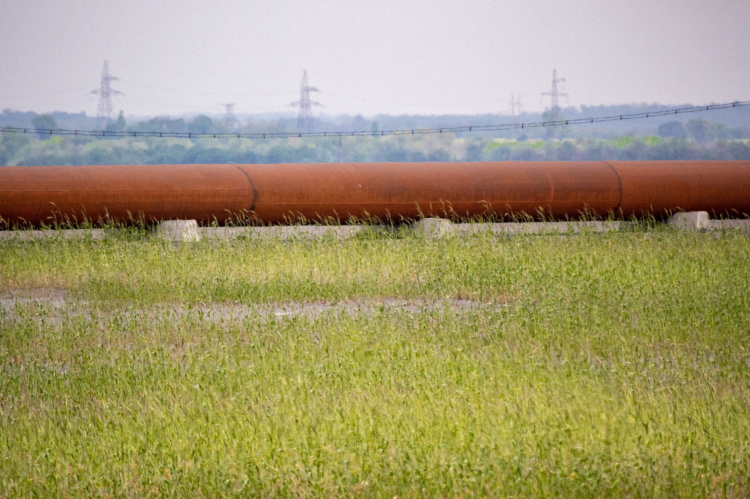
<box><xmin>1</xmin><ymin>161</ymin><xmax>749</xmax><ymax>226</ymax></box>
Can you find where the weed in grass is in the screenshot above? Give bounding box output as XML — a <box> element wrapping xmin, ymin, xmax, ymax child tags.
<box><xmin>1</xmin><ymin>226</ymin><xmax>749</xmax><ymax>495</ymax></box>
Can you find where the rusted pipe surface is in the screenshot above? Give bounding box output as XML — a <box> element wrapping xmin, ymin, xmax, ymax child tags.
<box><xmin>236</xmin><ymin>161</ymin><xmax>621</xmax><ymax>222</ymax></box>
<box><xmin>612</xmin><ymin>161</ymin><xmax>750</xmax><ymax>215</ymax></box>
<box><xmin>0</xmin><ymin>164</ymin><xmax>256</xmax><ymax>225</ymax></box>
<box><xmin>1</xmin><ymin>161</ymin><xmax>749</xmax><ymax>226</ymax></box>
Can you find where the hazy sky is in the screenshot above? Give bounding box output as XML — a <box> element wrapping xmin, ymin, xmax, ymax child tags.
<box><xmin>1</xmin><ymin>0</ymin><xmax>748</xmax><ymax>118</ymax></box>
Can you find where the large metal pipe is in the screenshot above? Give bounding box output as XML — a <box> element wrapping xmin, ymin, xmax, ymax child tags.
<box><xmin>1</xmin><ymin>161</ymin><xmax>749</xmax><ymax>226</ymax></box>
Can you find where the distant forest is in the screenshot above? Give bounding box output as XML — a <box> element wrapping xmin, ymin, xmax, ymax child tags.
<box><xmin>1</xmin><ymin>103</ymin><xmax>749</xmax><ymax>166</ymax></box>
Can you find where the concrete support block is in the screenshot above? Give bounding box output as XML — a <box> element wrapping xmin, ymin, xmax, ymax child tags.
<box><xmin>415</xmin><ymin>218</ymin><xmax>454</xmax><ymax>238</ymax></box>
<box><xmin>154</xmin><ymin>219</ymin><xmax>201</xmax><ymax>242</ymax></box>
<box><xmin>668</xmin><ymin>211</ymin><xmax>710</xmax><ymax>230</ymax></box>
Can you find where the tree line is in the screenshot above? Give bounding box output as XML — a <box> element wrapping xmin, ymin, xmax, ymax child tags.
<box><xmin>1</xmin><ymin>106</ymin><xmax>749</xmax><ymax>166</ymax></box>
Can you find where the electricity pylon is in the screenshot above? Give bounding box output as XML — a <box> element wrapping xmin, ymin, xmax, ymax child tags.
<box><xmin>541</xmin><ymin>68</ymin><xmax>567</xmax><ymax>113</ymax></box>
<box><xmin>91</xmin><ymin>60</ymin><xmax>123</xmax><ymax>130</ymax></box>
<box><xmin>291</xmin><ymin>70</ymin><xmax>321</xmax><ymax>133</ymax></box>
<box><xmin>221</xmin><ymin>103</ymin><xmax>238</xmax><ymax>128</ymax></box>
<box><xmin>509</xmin><ymin>94</ymin><xmax>522</xmax><ymax>137</ymax></box>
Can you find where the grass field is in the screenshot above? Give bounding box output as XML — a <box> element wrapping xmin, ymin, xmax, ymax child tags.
<box><xmin>1</xmin><ymin>225</ymin><xmax>749</xmax><ymax>496</ymax></box>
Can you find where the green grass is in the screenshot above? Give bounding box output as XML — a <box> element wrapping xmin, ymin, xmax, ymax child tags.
<box><xmin>1</xmin><ymin>227</ymin><xmax>749</xmax><ymax>496</ymax></box>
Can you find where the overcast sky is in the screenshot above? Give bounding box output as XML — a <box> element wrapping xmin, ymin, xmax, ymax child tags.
<box><xmin>1</xmin><ymin>0</ymin><xmax>748</xmax><ymax>118</ymax></box>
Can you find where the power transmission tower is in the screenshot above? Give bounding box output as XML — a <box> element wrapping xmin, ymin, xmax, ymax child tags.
<box><xmin>221</xmin><ymin>103</ymin><xmax>237</xmax><ymax>128</ymax></box>
<box><xmin>541</xmin><ymin>68</ymin><xmax>567</xmax><ymax>113</ymax></box>
<box><xmin>337</xmin><ymin>136</ymin><xmax>345</xmax><ymax>162</ymax></box>
<box><xmin>291</xmin><ymin>70</ymin><xmax>321</xmax><ymax>133</ymax></box>
<box><xmin>91</xmin><ymin>60</ymin><xmax>123</xmax><ymax>130</ymax></box>
<box><xmin>509</xmin><ymin>94</ymin><xmax>522</xmax><ymax>137</ymax></box>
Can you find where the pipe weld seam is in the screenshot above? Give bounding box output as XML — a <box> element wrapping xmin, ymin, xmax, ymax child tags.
<box><xmin>602</xmin><ymin>161</ymin><xmax>623</xmax><ymax>214</ymax></box>
<box><xmin>233</xmin><ymin>165</ymin><xmax>258</xmax><ymax>213</ymax></box>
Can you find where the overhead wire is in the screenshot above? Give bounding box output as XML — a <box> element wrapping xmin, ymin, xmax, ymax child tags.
<box><xmin>1</xmin><ymin>100</ymin><xmax>748</xmax><ymax>140</ymax></box>
<box><xmin>117</xmin><ymin>79</ymin><xmax>294</xmax><ymax>99</ymax></box>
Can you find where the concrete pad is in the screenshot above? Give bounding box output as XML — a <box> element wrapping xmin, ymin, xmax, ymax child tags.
<box><xmin>708</xmin><ymin>219</ymin><xmax>750</xmax><ymax>232</ymax></box>
<box><xmin>154</xmin><ymin>220</ymin><xmax>201</xmax><ymax>242</ymax></box>
<box><xmin>669</xmin><ymin>212</ymin><xmax>710</xmax><ymax>230</ymax></box>
<box><xmin>454</xmin><ymin>220</ymin><xmax>632</xmax><ymax>237</ymax></box>
<box><xmin>0</xmin><ymin>228</ymin><xmax>106</xmax><ymax>241</ymax></box>
<box><xmin>2</xmin><ymin>216</ymin><xmax>748</xmax><ymax>242</ymax></box>
<box><xmin>199</xmin><ymin>225</ymin><xmax>388</xmax><ymax>241</ymax></box>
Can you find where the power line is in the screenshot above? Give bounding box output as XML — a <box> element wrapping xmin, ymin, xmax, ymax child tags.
<box><xmin>1</xmin><ymin>100</ymin><xmax>748</xmax><ymax>140</ymax></box>
<box><xmin>117</xmin><ymin>78</ymin><xmax>293</xmax><ymax>98</ymax></box>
